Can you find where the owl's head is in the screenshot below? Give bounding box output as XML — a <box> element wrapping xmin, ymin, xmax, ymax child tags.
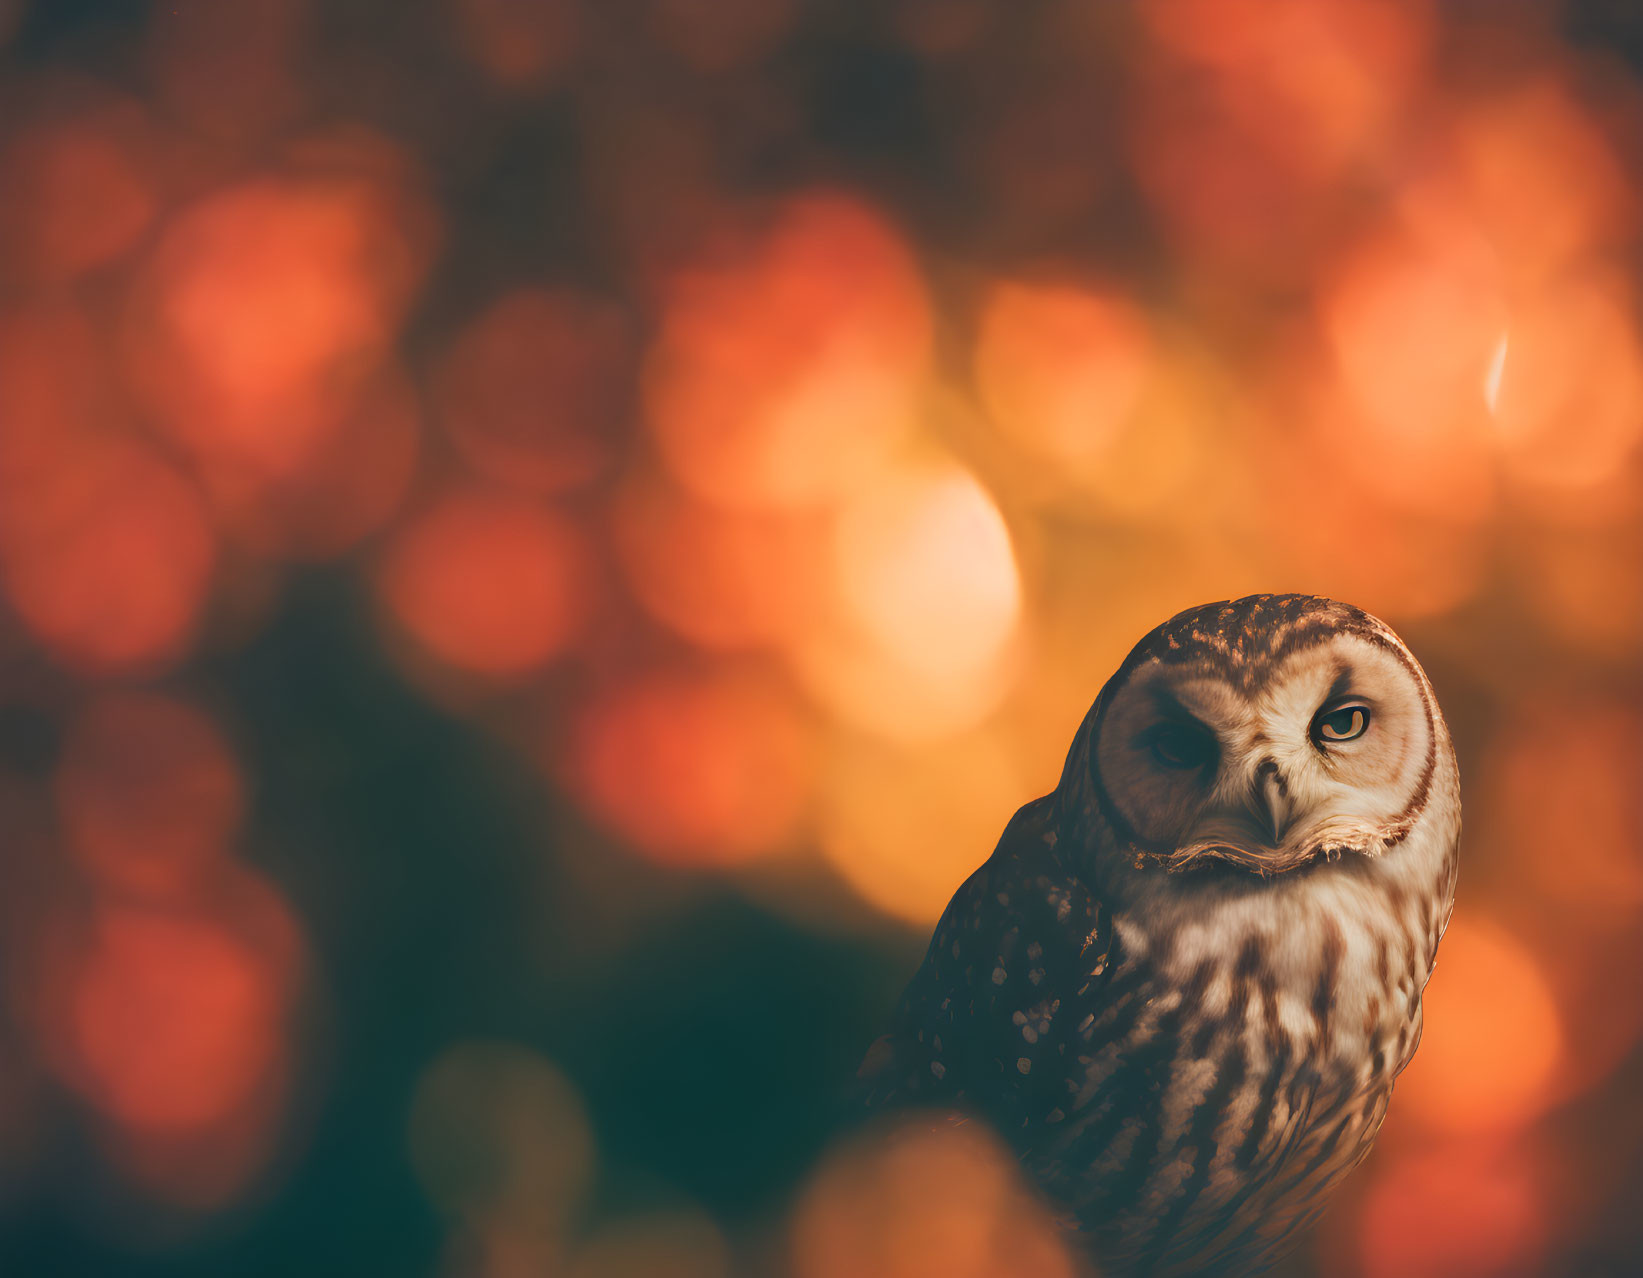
<box><xmin>1060</xmin><ymin>595</ymin><xmax>1451</xmax><ymax>878</ymax></box>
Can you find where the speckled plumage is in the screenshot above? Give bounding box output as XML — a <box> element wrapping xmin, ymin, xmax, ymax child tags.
<box><xmin>860</xmin><ymin>595</ymin><xmax>1461</xmax><ymax>1277</ymax></box>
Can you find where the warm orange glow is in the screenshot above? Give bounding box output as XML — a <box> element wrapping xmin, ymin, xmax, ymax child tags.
<box><xmin>790</xmin><ymin>1115</ymin><xmax>1078</xmax><ymax>1278</ymax></box>
<box><xmin>611</xmin><ymin>465</ymin><xmax>828</xmax><ymax>651</ymax></box>
<box><xmin>1140</xmin><ymin>0</ymin><xmax>1433</xmax><ymax>177</ymax></box>
<box><xmin>20</xmin><ymin>870</ymin><xmax>306</xmax><ymax>1209</ymax></box>
<box><xmin>1354</xmin><ymin>1138</ymin><xmax>1549</xmax><ymax>1278</ymax></box>
<box><xmin>122</xmin><ymin>162</ymin><xmax>431</xmax><ymax>482</ymax></box>
<box><xmin>1441</xmin><ymin>81</ymin><xmax>1635</xmax><ymax>287</ymax></box>
<box><xmin>1396</xmin><ymin>913</ymin><xmax>1564</xmax><ymax>1135</ymax></box>
<box><xmin>1480</xmin><ymin>704</ymin><xmax>1643</xmax><ymax>918</ymax></box>
<box><xmin>451</xmin><ymin>0</ymin><xmax>581</xmax><ymax>89</ymax></box>
<box><xmin>61</xmin><ymin>903</ymin><xmax>285</xmax><ymax>1133</ymax></box>
<box><xmin>206</xmin><ymin>362</ymin><xmax>424</xmax><ymax>561</ymax></box>
<box><xmin>0</xmin><ymin>92</ymin><xmax>158</xmax><ymax>285</ymax></box>
<box><xmin>1518</xmin><ymin>522</ymin><xmax>1643</xmax><ymax>660</ymax></box>
<box><xmin>55</xmin><ymin>693</ymin><xmax>243</xmax><ymax>900</ymax></box>
<box><xmin>561</xmin><ymin>664</ymin><xmax>814</xmax><ymax>868</ymax></box>
<box><xmin>0</xmin><ymin>434</ymin><xmax>216</xmax><ymax>675</ymax></box>
<box><xmin>1129</xmin><ymin>0</ymin><xmax>1433</xmax><ymax>281</ymax></box>
<box><xmin>433</xmin><ymin>288</ymin><xmax>631</xmax><ymax>495</ymax></box>
<box><xmin>974</xmin><ymin>280</ymin><xmax>1153</xmax><ymax>470</ymax></box>
<box><xmin>818</xmin><ymin>732</ymin><xmax>1037</xmax><ymax>925</ymax></box>
<box><xmin>0</xmin><ymin>303</ymin><xmax>217</xmax><ymax>674</ymax></box>
<box><xmin>408</xmin><ymin>1042</ymin><xmax>593</xmax><ymax>1228</ymax></box>
<box><xmin>1487</xmin><ymin>271</ymin><xmax>1643</xmax><ymax>507</ymax></box>
<box><xmin>644</xmin><ymin>191</ymin><xmax>931</xmax><ymax>509</ymax></box>
<box><xmin>791</xmin><ymin>455</ymin><xmax>1022</xmax><ymax>742</ymax></box>
<box><xmin>1257</xmin><ymin>474</ymin><xmax>1487</xmax><ymax>619</ymax></box>
<box><xmin>1319</xmin><ymin>200</ymin><xmax>1502</xmax><ymax>520</ymax></box>
<box><xmin>378</xmin><ymin>488</ymin><xmax>592</xmax><ymax>678</ymax></box>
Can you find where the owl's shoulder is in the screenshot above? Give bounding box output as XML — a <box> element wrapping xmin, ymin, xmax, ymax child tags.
<box><xmin>860</xmin><ymin>795</ymin><xmax>1117</xmax><ymax>1115</ymax></box>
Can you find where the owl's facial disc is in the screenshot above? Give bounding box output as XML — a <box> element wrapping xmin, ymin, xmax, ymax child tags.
<box><xmin>1092</xmin><ymin>633</ymin><xmax>1434</xmax><ymax>876</ymax></box>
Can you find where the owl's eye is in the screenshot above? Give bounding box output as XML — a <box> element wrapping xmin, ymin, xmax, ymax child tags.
<box><xmin>1144</xmin><ymin>722</ymin><xmax>1218</xmax><ymax>771</ymax></box>
<box><xmin>1313</xmin><ymin>702</ymin><xmax>1371</xmax><ymax>744</ymax></box>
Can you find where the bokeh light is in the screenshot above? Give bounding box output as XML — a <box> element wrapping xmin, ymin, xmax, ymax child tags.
<box><xmin>377</xmin><ymin>487</ymin><xmax>593</xmax><ymax>679</ymax></box>
<box><xmin>974</xmin><ymin>278</ymin><xmax>1154</xmax><ymax>473</ymax></box>
<box><xmin>1351</xmin><ymin>1138</ymin><xmax>1550</xmax><ymax>1278</ymax></box>
<box><xmin>0</xmin><ymin>84</ymin><xmax>158</xmax><ymax>286</ymax></box>
<box><xmin>23</xmin><ymin>869</ymin><xmax>304</xmax><ymax>1210</ymax></box>
<box><xmin>644</xmin><ymin>190</ymin><xmax>932</xmax><ymax>510</ymax></box>
<box><xmin>558</xmin><ymin>662</ymin><xmax>814</xmax><ymax>869</ymax></box>
<box><xmin>121</xmin><ymin>153</ymin><xmax>434</xmax><ymax>485</ymax></box>
<box><xmin>790</xmin><ymin>1114</ymin><xmax>1080</xmax><ymax>1278</ymax></box>
<box><xmin>408</xmin><ymin>1041</ymin><xmax>593</xmax><ymax>1271</ymax></box>
<box><xmin>611</xmin><ymin>463</ymin><xmax>829</xmax><ymax>651</ymax></box>
<box><xmin>818</xmin><ymin>730</ymin><xmax>1036</xmax><ymax>926</ymax></box>
<box><xmin>1395</xmin><ymin>913</ymin><xmax>1565</xmax><ymax>1135</ymax></box>
<box><xmin>790</xmin><ymin>452</ymin><xmax>1023</xmax><ymax>743</ymax></box>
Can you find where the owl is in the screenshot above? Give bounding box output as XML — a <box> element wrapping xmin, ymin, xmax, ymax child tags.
<box><xmin>858</xmin><ymin>595</ymin><xmax>1461</xmax><ymax>1277</ymax></box>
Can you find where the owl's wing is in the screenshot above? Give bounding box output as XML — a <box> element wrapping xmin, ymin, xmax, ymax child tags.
<box><xmin>857</xmin><ymin>794</ymin><xmax>1116</xmax><ymax>1141</ymax></box>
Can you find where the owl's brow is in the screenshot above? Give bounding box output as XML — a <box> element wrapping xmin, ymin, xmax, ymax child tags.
<box><xmin>1322</xmin><ymin>664</ymin><xmax>1356</xmax><ymax>705</ymax></box>
<box><xmin>1148</xmin><ymin>682</ymin><xmax>1208</xmax><ymax>726</ymax></box>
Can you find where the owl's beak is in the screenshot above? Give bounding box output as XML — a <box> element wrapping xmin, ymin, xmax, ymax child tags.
<box><xmin>1251</xmin><ymin>769</ymin><xmax>1294</xmax><ymax>845</ymax></box>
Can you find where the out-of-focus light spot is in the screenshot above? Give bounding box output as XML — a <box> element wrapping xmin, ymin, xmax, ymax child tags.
<box><xmin>560</xmin><ymin>664</ymin><xmax>814</xmax><ymax>868</ymax></box>
<box><xmin>207</xmin><ymin>362</ymin><xmax>423</xmax><ymax>562</ymax></box>
<box><xmin>1131</xmin><ymin>0</ymin><xmax>1434</xmax><ymax>281</ymax></box>
<box><xmin>791</xmin><ymin>455</ymin><xmax>1022</xmax><ymax>743</ymax></box>
<box><xmin>1255</xmin><ymin>459</ymin><xmax>1487</xmax><ymax>620</ymax></box>
<box><xmin>0</xmin><ymin>302</ymin><xmax>218</xmax><ymax>674</ymax></box>
<box><xmin>648</xmin><ymin>0</ymin><xmax>799</xmax><ymax>74</ymax></box>
<box><xmin>378</xmin><ymin>488</ymin><xmax>592</xmax><ymax>679</ymax></box>
<box><xmin>1483</xmin><ymin>330</ymin><xmax>1507</xmax><ymax>415</ymax></box>
<box><xmin>817</xmin><ymin>731</ymin><xmax>1035</xmax><ymax>925</ymax></box>
<box><xmin>146</xmin><ymin>0</ymin><xmax>307</xmax><ymax>145</ymax></box>
<box><xmin>1516</xmin><ymin>523</ymin><xmax>1643</xmax><ymax>661</ymax></box>
<box><xmin>55</xmin><ymin>693</ymin><xmax>243</xmax><ymax>900</ymax></box>
<box><xmin>611</xmin><ymin>466</ymin><xmax>828</xmax><ymax>651</ymax></box>
<box><xmin>0</xmin><ymin>91</ymin><xmax>158</xmax><ymax>285</ymax></box>
<box><xmin>1397</xmin><ymin>913</ymin><xmax>1563</xmax><ymax>1135</ymax></box>
<box><xmin>452</xmin><ymin>0</ymin><xmax>580</xmax><ymax>89</ymax></box>
<box><xmin>0</xmin><ymin>436</ymin><xmax>216</xmax><ymax>676</ymax></box>
<box><xmin>644</xmin><ymin>191</ymin><xmax>931</xmax><ymax>510</ymax></box>
<box><xmin>1473</xmin><ymin>703</ymin><xmax>1643</xmax><ymax>1104</ymax></box>
<box><xmin>1487</xmin><ymin>272</ymin><xmax>1643</xmax><ymax>509</ymax></box>
<box><xmin>1354</xmin><ymin>1138</ymin><xmax>1548</xmax><ymax>1278</ymax></box>
<box><xmin>68</xmin><ymin>906</ymin><xmax>285</xmax><ymax>1133</ymax></box>
<box><xmin>833</xmin><ymin>461</ymin><xmax>1018</xmax><ymax>682</ymax></box>
<box><xmin>433</xmin><ymin>288</ymin><xmax>632</xmax><ymax>495</ymax></box>
<box><xmin>1319</xmin><ymin>200</ymin><xmax>1501</xmax><ymax>520</ymax></box>
<box><xmin>1480</xmin><ymin>704</ymin><xmax>1643</xmax><ymax>920</ymax></box>
<box><xmin>974</xmin><ymin>280</ymin><xmax>1153</xmax><ymax>470</ymax></box>
<box><xmin>22</xmin><ymin>870</ymin><xmax>304</xmax><ymax>1211</ymax></box>
<box><xmin>1140</xmin><ymin>0</ymin><xmax>1432</xmax><ymax>168</ymax></box>
<box><xmin>568</xmin><ymin>1209</ymin><xmax>731</xmax><ymax>1278</ymax></box>
<box><xmin>790</xmin><ymin>1115</ymin><xmax>1078</xmax><ymax>1278</ymax></box>
<box><xmin>122</xmin><ymin>160</ymin><xmax>434</xmax><ymax>484</ymax></box>
<box><xmin>408</xmin><ymin>1042</ymin><xmax>593</xmax><ymax>1235</ymax></box>
<box><xmin>1443</xmin><ymin>81</ymin><xmax>1634</xmax><ymax>286</ymax></box>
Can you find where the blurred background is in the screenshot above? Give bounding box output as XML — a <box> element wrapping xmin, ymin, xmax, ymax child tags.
<box><xmin>0</xmin><ymin>1</ymin><xmax>1639</xmax><ymax>1275</ymax></box>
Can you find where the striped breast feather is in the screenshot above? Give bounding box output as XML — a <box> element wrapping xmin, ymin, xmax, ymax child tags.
<box><xmin>857</xmin><ymin>794</ymin><xmax>1117</xmax><ymax>1142</ymax></box>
